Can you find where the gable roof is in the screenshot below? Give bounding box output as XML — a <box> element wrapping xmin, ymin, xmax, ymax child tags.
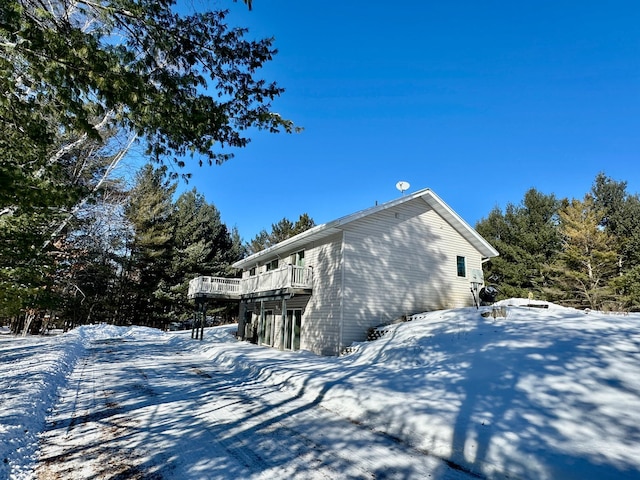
<box><xmin>232</xmin><ymin>188</ymin><xmax>499</xmax><ymax>269</ymax></box>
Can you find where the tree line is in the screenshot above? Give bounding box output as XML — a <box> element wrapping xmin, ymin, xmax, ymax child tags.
<box><xmin>9</xmin><ymin>164</ymin><xmax>247</xmax><ymax>334</ymax></box>
<box><xmin>477</xmin><ymin>173</ymin><xmax>640</xmax><ymax>311</ymax></box>
<box><xmin>2</xmin><ymin>154</ymin><xmax>317</xmax><ymax>334</ymax></box>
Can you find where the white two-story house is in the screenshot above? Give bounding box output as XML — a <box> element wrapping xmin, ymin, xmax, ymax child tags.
<box><xmin>188</xmin><ymin>188</ymin><xmax>499</xmax><ymax>356</ymax></box>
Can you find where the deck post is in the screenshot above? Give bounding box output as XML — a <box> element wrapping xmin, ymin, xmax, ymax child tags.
<box><xmin>199</xmin><ymin>301</ymin><xmax>206</xmax><ymax>340</ymax></box>
<box><xmin>191</xmin><ymin>301</ymin><xmax>197</xmax><ymax>339</ymax></box>
<box><xmin>192</xmin><ymin>298</ymin><xmax>206</xmax><ymax>340</ymax></box>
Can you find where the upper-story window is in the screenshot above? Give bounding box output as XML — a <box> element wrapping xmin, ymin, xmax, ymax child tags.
<box><xmin>456</xmin><ymin>256</ymin><xmax>466</xmax><ymax>277</ymax></box>
<box><xmin>249</xmin><ymin>267</ymin><xmax>256</xmax><ymax>276</ymax></box>
<box><xmin>266</xmin><ymin>259</ymin><xmax>279</xmax><ymax>271</ymax></box>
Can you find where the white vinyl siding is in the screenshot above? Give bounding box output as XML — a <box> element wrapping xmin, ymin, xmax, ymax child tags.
<box><xmin>339</xmin><ymin>198</ymin><xmax>483</xmax><ymax>348</ymax></box>
<box><xmin>300</xmin><ymin>232</ymin><xmax>343</xmax><ymax>355</ymax></box>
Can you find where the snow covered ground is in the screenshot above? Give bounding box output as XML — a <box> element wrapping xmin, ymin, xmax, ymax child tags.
<box><xmin>1</xmin><ymin>300</ymin><xmax>639</xmax><ymax>479</ymax></box>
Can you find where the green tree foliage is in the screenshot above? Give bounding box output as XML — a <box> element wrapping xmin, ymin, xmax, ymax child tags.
<box><xmin>173</xmin><ymin>190</ymin><xmax>232</xmax><ymax>276</ymax></box>
<box><xmin>476</xmin><ymin>188</ymin><xmax>562</xmax><ymax>299</ymax></box>
<box><xmin>55</xmin><ymin>190</ymin><xmax>131</xmax><ymax>329</ymax></box>
<box><xmin>248</xmin><ymin>214</ymin><xmax>316</xmax><ymax>254</ymax></box>
<box><xmin>229</xmin><ymin>227</ymin><xmax>248</xmax><ymax>267</ymax></box>
<box><xmin>0</xmin><ymin>211</ymin><xmax>58</xmax><ymax>318</ymax></box>
<box><xmin>547</xmin><ymin>195</ymin><xmax>618</xmax><ymax>310</ymax></box>
<box><xmin>590</xmin><ymin>173</ymin><xmax>640</xmax><ymax>310</ymax></box>
<box><xmin>1</xmin><ymin>0</ymin><xmax>297</xmax><ymax>171</ymax></box>
<box><xmin>46</xmin><ymin>174</ymin><xmax>245</xmax><ymax>328</ymax></box>
<box><xmin>167</xmin><ymin>189</ymin><xmax>239</xmax><ymax>321</ymax></box>
<box><xmin>610</xmin><ymin>266</ymin><xmax>640</xmax><ymax>311</ymax></box>
<box><xmin>124</xmin><ymin>165</ymin><xmax>177</xmax><ymax>328</ymax></box>
<box><xmin>592</xmin><ymin>173</ymin><xmax>640</xmax><ymax>271</ymax></box>
<box><xmin>0</xmin><ymin>128</ymin><xmax>125</xmax><ymax>329</ymax></box>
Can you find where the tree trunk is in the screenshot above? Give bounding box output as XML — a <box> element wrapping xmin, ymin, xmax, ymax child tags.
<box><xmin>22</xmin><ymin>309</ymin><xmax>36</xmax><ymax>336</ymax></box>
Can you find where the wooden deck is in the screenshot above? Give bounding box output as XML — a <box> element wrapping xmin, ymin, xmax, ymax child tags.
<box><xmin>188</xmin><ymin>265</ymin><xmax>313</xmax><ymax>300</ymax></box>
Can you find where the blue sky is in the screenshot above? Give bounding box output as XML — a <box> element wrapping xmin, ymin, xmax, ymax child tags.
<box><xmin>177</xmin><ymin>1</ymin><xmax>640</xmax><ymax>242</ymax></box>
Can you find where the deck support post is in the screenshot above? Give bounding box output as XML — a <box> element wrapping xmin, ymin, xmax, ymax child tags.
<box><xmin>192</xmin><ymin>298</ymin><xmax>207</xmax><ymax>340</ymax></box>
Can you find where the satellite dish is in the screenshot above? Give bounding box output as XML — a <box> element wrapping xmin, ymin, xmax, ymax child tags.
<box><xmin>396</xmin><ymin>181</ymin><xmax>410</xmax><ymax>195</ymax></box>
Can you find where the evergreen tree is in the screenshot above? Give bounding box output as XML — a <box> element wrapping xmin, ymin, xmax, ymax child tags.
<box><xmin>168</xmin><ymin>189</ymin><xmax>236</xmax><ymax>321</ymax></box>
<box><xmin>610</xmin><ymin>265</ymin><xmax>640</xmax><ymax>311</ymax></box>
<box><xmin>592</xmin><ymin>173</ymin><xmax>640</xmax><ymax>271</ymax></box>
<box><xmin>476</xmin><ymin>189</ymin><xmax>562</xmax><ymax>299</ymax></box>
<box><xmin>229</xmin><ymin>227</ymin><xmax>248</xmax><ymax>268</ymax></box>
<box><xmin>1</xmin><ymin>0</ymin><xmax>297</xmax><ymax>174</ymax></box>
<box><xmin>124</xmin><ymin>165</ymin><xmax>176</xmax><ymax>328</ymax></box>
<box><xmin>56</xmin><ymin>189</ymin><xmax>130</xmax><ymax>328</ymax></box>
<box><xmin>248</xmin><ymin>230</ymin><xmax>272</xmax><ymax>255</ymax></box>
<box><xmin>548</xmin><ymin>195</ymin><xmax>618</xmax><ymax>310</ymax></box>
<box><xmin>291</xmin><ymin>213</ymin><xmax>316</xmax><ymax>236</ymax></box>
<box><xmin>592</xmin><ymin>173</ymin><xmax>640</xmax><ymax>310</ymax></box>
<box><xmin>1</xmin><ymin>0</ymin><xmax>296</xmax><ymax>327</ymax></box>
<box><xmin>0</xmin><ymin>128</ymin><xmax>123</xmax><ymax>331</ymax></box>
<box><xmin>248</xmin><ymin>214</ymin><xmax>316</xmax><ymax>254</ymax></box>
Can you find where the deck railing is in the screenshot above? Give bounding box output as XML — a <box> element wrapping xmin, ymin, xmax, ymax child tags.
<box><xmin>242</xmin><ymin>265</ymin><xmax>313</xmax><ymax>294</ymax></box>
<box><xmin>188</xmin><ymin>265</ymin><xmax>313</xmax><ymax>299</ymax></box>
<box><xmin>188</xmin><ymin>276</ymin><xmax>241</xmax><ymax>299</ymax></box>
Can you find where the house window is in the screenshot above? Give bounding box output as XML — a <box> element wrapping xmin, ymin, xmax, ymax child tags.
<box><xmin>266</xmin><ymin>259</ymin><xmax>279</xmax><ymax>271</ymax></box>
<box><xmin>457</xmin><ymin>256</ymin><xmax>466</xmax><ymax>277</ymax></box>
<box><xmin>249</xmin><ymin>267</ymin><xmax>256</xmax><ymax>276</ymax></box>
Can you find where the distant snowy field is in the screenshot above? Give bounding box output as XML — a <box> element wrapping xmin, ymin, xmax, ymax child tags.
<box><xmin>1</xmin><ymin>300</ymin><xmax>639</xmax><ymax>479</ymax></box>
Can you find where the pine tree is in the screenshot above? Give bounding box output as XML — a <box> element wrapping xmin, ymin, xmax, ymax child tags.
<box><xmin>229</xmin><ymin>227</ymin><xmax>248</xmax><ymax>269</ymax></box>
<box><xmin>248</xmin><ymin>214</ymin><xmax>316</xmax><ymax>254</ymax></box>
<box><xmin>476</xmin><ymin>189</ymin><xmax>562</xmax><ymax>299</ymax></box>
<box><xmin>592</xmin><ymin>173</ymin><xmax>640</xmax><ymax>271</ymax></box>
<box><xmin>1</xmin><ymin>0</ymin><xmax>296</xmax><ymax>327</ymax></box>
<box><xmin>610</xmin><ymin>265</ymin><xmax>640</xmax><ymax>311</ymax></box>
<box><xmin>591</xmin><ymin>173</ymin><xmax>640</xmax><ymax>310</ymax></box>
<box><xmin>0</xmin><ymin>130</ymin><xmax>122</xmax><ymax>331</ymax></box>
<box><xmin>56</xmin><ymin>188</ymin><xmax>130</xmax><ymax>327</ymax></box>
<box><xmin>548</xmin><ymin>195</ymin><xmax>618</xmax><ymax>310</ymax></box>
<box><xmin>124</xmin><ymin>165</ymin><xmax>176</xmax><ymax>328</ymax></box>
<box><xmin>168</xmin><ymin>189</ymin><xmax>237</xmax><ymax>322</ymax></box>
<box><xmin>292</xmin><ymin>213</ymin><xmax>316</xmax><ymax>236</ymax></box>
<box><xmin>1</xmin><ymin>0</ymin><xmax>297</xmax><ymax>173</ymax></box>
